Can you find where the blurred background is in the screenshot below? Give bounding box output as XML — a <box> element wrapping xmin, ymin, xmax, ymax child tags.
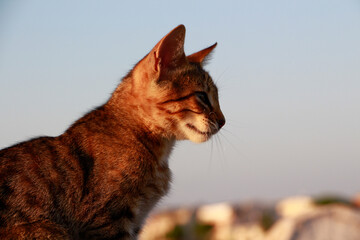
<box><xmin>0</xmin><ymin>0</ymin><xmax>359</xmax><ymax>211</ymax></box>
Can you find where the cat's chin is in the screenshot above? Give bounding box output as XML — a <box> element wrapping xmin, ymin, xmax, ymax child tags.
<box><xmin>182</xmin><ymin>123</ymin><xmax>212</xmax><ymax>143</ymax></box>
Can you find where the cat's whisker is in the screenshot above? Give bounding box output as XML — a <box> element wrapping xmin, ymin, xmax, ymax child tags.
<box><xmin>218</xmin><ymin>130</ymin><xmax>240</xmax><ymax>154</ymax></box>
<box><xmin>208</xmin><ymin>120</ymin><xmax>219</xmax><ymax>132</ymax></box>
<box><xmin>213</xmin><ymin>134</ymin><xmax>220</xmax><ymax>160</ymax></box>
<box><xmin>214</xmin><ymin>67</ymin><xmax>230</xmax><ymax>88</ymax></box>
<box><xmin>207</xmin><ymin>137</ymin><xmax>215</xmax><ymax>171</ymax></box>
<box><xmin>213</xmin><ymin>134</ymin><xmax>222</xmax><ymax>158</ymax></box>
<box><xmin>222</xmin><ymin>118</ymin><xmax>247</xmax><ymax>129</ymax></box>
<box><xmin>218</xmin><ymin>134</ymin><xmax>227</xmax><ymax>163</ymax></box>
<box><xmin>213</xmin><ymin>134</ymin><xmax>227</xmax><ymax>171</ymax></box>
<box><xmin>220</xmin><ymin>127</ymin><xmax>242</xmax><ymax>142</ymax></box>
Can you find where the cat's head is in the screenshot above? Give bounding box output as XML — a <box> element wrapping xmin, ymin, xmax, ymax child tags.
<box><xmin>125</xmin><ymin>25</ymin><xmax>225</xmax><ymax>143</ymax></box>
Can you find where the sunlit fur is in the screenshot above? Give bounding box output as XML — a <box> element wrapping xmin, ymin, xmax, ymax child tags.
<box><xmin>161</xmin><ymin>63</ymin><xmax>224</xmax><ymax>143</ymax></box>
<box><xmin>0</xmin><ymin>25</ymin><xmax>224</xmax><ymax>239</ymax></box>
<box><xmin>114</xmin><ymin>61</ymin><xmax>225</xmax><ymax>144</ymax></box>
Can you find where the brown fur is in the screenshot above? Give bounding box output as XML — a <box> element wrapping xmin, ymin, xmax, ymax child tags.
<box><xmin>0</xmin><ymin>25</ymin><xmax>225</xmax><ymax>239</ymax></box>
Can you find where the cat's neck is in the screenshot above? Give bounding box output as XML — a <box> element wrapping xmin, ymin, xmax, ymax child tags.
<box><xmin>102</xmin><ymin>80</ymin><xmax>175</xmax><ymax>165</ymax></box>
<box><xmin>106</xmin><ymin>76</ymin><xmax>168</xmax><ymax>136</ymax></box>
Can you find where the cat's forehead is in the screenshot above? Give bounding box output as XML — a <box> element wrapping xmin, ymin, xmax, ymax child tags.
<box><xmin>179</xmin><ymin>63</ymin><xmax>216</xmax><ymax>90</ymax></box>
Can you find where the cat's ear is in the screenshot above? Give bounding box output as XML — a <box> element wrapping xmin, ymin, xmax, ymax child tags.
<box><xmin>187</xmin><ymin>43</ymin><xmax>217</xmax><ymax>65</ymax></box>
<box><xmin>132</xmin><ymin>25</ymin><xmax>187</xmax><ymax>89</ymax></box>
<box><xmin>152</xmin><ymin>25</ymin><xmax>187</xmax><ymax>73</ymax></box>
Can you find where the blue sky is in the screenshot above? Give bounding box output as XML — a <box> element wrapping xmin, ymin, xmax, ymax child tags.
<box><xmin>0</xmin><ymin>0</ymin><xmax>359</xmax><ymax>207</ymax></box>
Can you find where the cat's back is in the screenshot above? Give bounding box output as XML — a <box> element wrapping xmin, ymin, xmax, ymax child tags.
<box><xmin>0</xmin><ymin>136</ymin><xmax>61</xmax><ymax>181</ymax></box>
<box><xmin>0</xmin><ymin>136</ymin><xmax>80</xmax><ymax>224</ymax></box>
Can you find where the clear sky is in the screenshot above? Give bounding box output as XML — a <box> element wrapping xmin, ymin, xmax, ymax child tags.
<box><xmin>0</xmin><ymin>0</ymin><xmax>359</xmax><ymax>207</ymax></box>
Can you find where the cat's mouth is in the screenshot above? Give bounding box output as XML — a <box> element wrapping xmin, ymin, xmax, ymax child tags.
<box><xmin>186</xmin><ymin>123</ymin><xmax>212</xmax><ymax>136</ymax></box>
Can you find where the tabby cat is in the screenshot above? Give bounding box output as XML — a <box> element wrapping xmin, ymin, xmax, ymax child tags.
<box><xmin>0</xmin><ymin>25</ymin><xmax>225</xmax><ymax>239</ymax></box>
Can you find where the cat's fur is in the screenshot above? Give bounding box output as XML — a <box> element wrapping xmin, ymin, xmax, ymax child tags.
<box><xmin>0</xmin><ymin>25</ymin><xmax>225</xmax><ymax>239</ymax></box>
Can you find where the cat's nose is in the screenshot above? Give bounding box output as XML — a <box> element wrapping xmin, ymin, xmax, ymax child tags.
<box><xmin>217</xmin><ymin>112</ymin><xmax>225</xmax><ymax>129</ymax></box>
<box><xmin>218</xmin><ymin>117</ymin><xmax>225</xmax><ymax>129</ymax></box>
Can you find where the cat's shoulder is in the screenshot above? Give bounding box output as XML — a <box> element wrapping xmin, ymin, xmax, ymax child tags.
<box><xmin>0</xmin><ymin>136</ymin><xmax>55</xmax><ymax>157</ymax></box>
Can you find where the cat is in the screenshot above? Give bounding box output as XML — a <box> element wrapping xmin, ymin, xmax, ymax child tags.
<box><xmin>0</xmin><ymin>25</ymin><xmax>225</xmax><ymax>239</ymax></box>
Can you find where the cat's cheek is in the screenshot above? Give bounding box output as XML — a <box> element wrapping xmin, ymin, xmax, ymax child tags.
<box><xmin>173</xmin><ymin>129</ymin><xmax>188</xmax><ymax>141</ymax></box>
<box><xmin>179</xmin><ymin>122</ymin><xmax>211</xmax><ymax>143</ymax></box>
<box><xmin>189</xmin><ymin>135</ymin><xmax>209</xmax><ymax>144</ymax></box>
<box><xmin>188</xmin><ymin>133</ymin><xmax>210</xmax><ymax>143</ymax></box>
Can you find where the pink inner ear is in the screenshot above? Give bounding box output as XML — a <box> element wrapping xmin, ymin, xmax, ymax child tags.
<box><xmin>154</xmin><ymin>51</ymin><xmax>160</xmax><ymax>72</ymax></box>
<box><xmin>187</xmin><ymin>43</ymin><xmax>217</xmax><ymax>64</ymax></box>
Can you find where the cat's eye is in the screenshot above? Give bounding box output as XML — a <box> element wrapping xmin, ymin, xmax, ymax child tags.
<box><xmin>195</xmin><ymin>91</ymin><xmax>211</xmax><ymax>108</ymax></box>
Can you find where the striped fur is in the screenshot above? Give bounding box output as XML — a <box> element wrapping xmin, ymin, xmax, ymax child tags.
<box><xmin>0</xmin><ymin>25</ymin><xmax>224</xmax><ymax>239</ymax></box>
